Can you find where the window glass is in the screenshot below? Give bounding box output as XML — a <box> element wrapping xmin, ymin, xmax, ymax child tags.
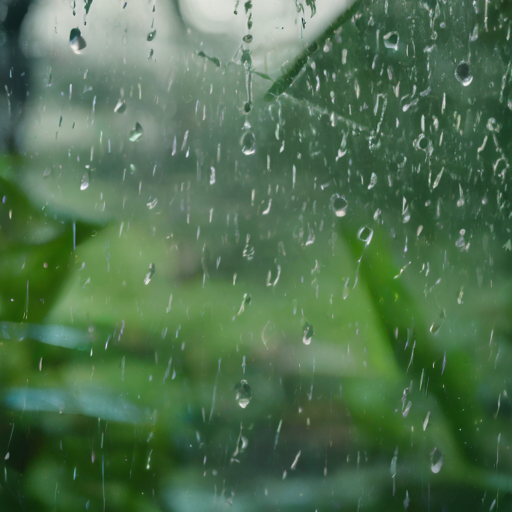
<box><xmin>1</xmin><ymin>0</ymin><xmax>511</xmax><ymax>510</ymax></box>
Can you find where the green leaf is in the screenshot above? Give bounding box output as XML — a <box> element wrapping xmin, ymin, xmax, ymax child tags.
<box><xmin>253</xmin><ymin>70</ymin><xmax>274</xmax><ymax>81</ymax></box>
<box><xmin>264</xmin><ymin>0</ymin><xmax>362</xmax><ymax>101</ymax></box>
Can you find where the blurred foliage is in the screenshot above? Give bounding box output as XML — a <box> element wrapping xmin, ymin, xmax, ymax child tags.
<box><xmin>1</xmin><ymin>0</ymin><xmax>512</xmax><ymax>511</ymax></box>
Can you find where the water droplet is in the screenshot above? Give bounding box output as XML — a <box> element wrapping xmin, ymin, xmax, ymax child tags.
<box><xmin>456</xmin><ymin>184</ymin><xmax>465</xmax><ymax>207</ymax></box>
<box><xmin>240</xmin><ymin>48</ymin><xmax>252</xmax><ymax>67</ymax></box>
<box><xmin>236</xmin><ymin>293</ymin><xmax>252</xmax><ymax>316</ymax></box>
<box><xmin>302</xmin><ymin>322</ymin><xmax>314</xmax><ymax>345</ymax></box>
<box><xmin>129</xmin><ymin>122</ymin><xmax>143</xmax><ymax>142</ymax></box>
<box><xmin>147</xmin><ymin>30</ymin><xmax>157</xmax><ymax>41</ymax></box>
<box><xmin>242</xmin><ymin>235</ymin><xmax>255</xmax><ymax>260</ymax></box>
<box><xmin>429</xmin><ymin>322</ymin><xmax>441</xmax><ymax>334</ymax></box>
<box><xmin>144</xmin><ymin>263</ymin><xmax>156</xmax><ymax>285</ymax></box>
<box><xmin>235</xmin><ymin>379</ymin><xmax>252</xmax><ymax>408</ymax></box>
<box><xmin>146</xmin><ymin>197</ymin><xmax>158</xmax><ymax>209</ymax></box>
<box><xmin>469</xmin><ymin>24</ymin><xmax>479</xmax><ymax>42</ymax></box>
<box><xmin>404</xmin><ymin>491</ymin><xmax>410</xmax><ymax>510</ymax></box>
<box><xmin>455</xmin><ymin>61</ymin><xmax>472</xmax><ymax>86</ymax></box>
<box><xmin>357</xmin><ymin>226</ymin><xmax>374</xmax><ymax>245</ymax></box>
<box><xmin>69</xmin><ymin>28</ymin><xmax>87</xmax><ymax>54</ymax></box>
<box><xmin>367</xmin><ymin>172</ymin><xmax>378</xmax><ymax>190</ymax></box>
<box><xmin>331</xmin><ymin>194</ymin><xmax>348</xmax><ymax>217</ymax></box>
<box><xmin>80</xmin><ymin>173</ymin><xmax>89</xmax><ymax>190</ymax></box>
<box><xmin>241</xmin><ymin>131</ymin><xmax>256</xmax><ymax>155</ymax></box>
<box><xmin>242</xmin><ymin>244</ymin><xmax>255</xmax><ymax>260</ymax></box>
<box><xmin>243</xmin><ymin>34</ymin><xmax>253</xmax><ymax>43</ymax></box>
<box><xmin>430</xmin><ymin>449</ymin><xmax>443</xmax><ymax>474</ymax></box>
<box><xmin>307</xmin><ymin>41</ymin><xmax>319</xmax><ymax>54</ymax></box>
<box><xmin>402</xmin><ymin>401</ymin><xmax>412</xmax><ymax>417</ymax></box>
<box><xmin>486</xmin><ymin>117</ymin><xmax>500</xmax><ymax>132</ymax></box>
<box><xmin>305</xmin><ymin>223</ymin><xmax>315</xmax><ymax>246</ymax></box>
<box><xmin>383</xmin><ymin>31</ymin><xmax>399</xmax><ymax>51</ymax></box>
<box><xmin>114</xmin><ymin>99</ymin><xmax>126</xmax><ymax>113</ymax></box>
<box><xmin>390</xmin><ymin>446</ymin><xmax>398</xmax><ymax>477</ymax></box>
<box><xmin>423</xmin><ymin>411</ymin><xmax>431</xmax><ymax>431</ymax></box>
<box><xmin>343</xmin><ymin>278</ymin><xmax>350</xmax><ymax>299</ymax></box>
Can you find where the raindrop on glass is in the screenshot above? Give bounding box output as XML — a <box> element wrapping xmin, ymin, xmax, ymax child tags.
<box><xmin>243</xmin><ymin>34</ymin><xmax>253</xmax><ymax>43</ymax></box>
<box><xmin>367</xmin><ymin>172</ymin><xmax>378</xmax><ymax>190</ymax></box>
<box><xmin>235</xmin><ymin>379</ymin><xmax>252</xmax><ymax>408</ymax></box>
<box><xmin>331</xmin><ymin>194</ymin><xmax>348</xmax><ymax>217</ymax></box>
<box><xmin>302</xmin><ymin>322</ymin><xmax>314</xmax><ymax>345</ymax></box>
<box><xmin>69</xmin><ymin>28</ymin><xmax>86</xmax><ymax>54</ymax></box>
<box><xmin>147</xmin><ymin>30</ymin><xmax>157</xmax><ymax>42</ymax></box>
<box><xmin>404</xmin><ymin>492</ymin><xmax>410</xmax><ymax>510</ymax></box>
<box><xmin>357</xmin><ymin>226</ymin><xmax>374</xmax><ymax>245</ymax></box>
<box><xmin>240</xmin><ymin>131</ymin><xmax>256</xmax><ymax>155</ymax></box>
<box><xmin>486</xmin><ymin>118</ymin><xmax>500</xmax><ymax>132</ymax></box>
<box><xmin>80</xmin><ymin>173</ymin><xmax>89</xmax><ymax>191</ymax></box>
<box><xmin>455</xmin><ymin>61</ymin><xmax>472</xmax><ymax>86</ymax></box>
<box><xmin>237</xmin><ymin>293</ymin><xmax>252</xmax><ymax>316</ymax></box>
<box><xmin>383</xmin><ymin>31</ymin><xmax>399</xmax><ymax>51</ymax></box>
<box><xmin>129</xmin><ymin>122</ymin><xmax>143</xmax><ymax>142</ymax></box>
<box><xmin>147</xmin><ymin>198</ymin><xmax>158</xmax><ymax>210</ymax></box>
<box><xmin>343</xmin><ymin>278</ymin><xmax>350</xmax><ymax>299</ymax></box>
<box><xmin>144</xmin><ymin>263</ymin><xmax>156</xmax><ymax>285</ymax></box>
<box><xmin>430</xmin><ymin>449</ymin><xmax>444</xmax><ymax>474</ymax></box>
<box><xmin>242</xmin><ymin>235</ymin><xmax>255</xmax><ymax>260</ymax></box>
<box><xmin>114</xmin><ymin>99</ymin><xmax>126</xmax><ymax>114</ymax></box>
<box><xmin>390</xmin><ymin>447</ymin><xmax>398</xmax><ymax>477</ymax></box>
<box><xmin>242</xmin><ymin>244</ymin><xmax>255</xmax><ymax>260</ymax></box>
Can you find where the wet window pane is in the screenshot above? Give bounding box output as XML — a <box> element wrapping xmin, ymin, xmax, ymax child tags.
<box><xmin>1</xmin><ymin>0</ymin><xmax>512</xmax><ymax>510</ymax></box>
